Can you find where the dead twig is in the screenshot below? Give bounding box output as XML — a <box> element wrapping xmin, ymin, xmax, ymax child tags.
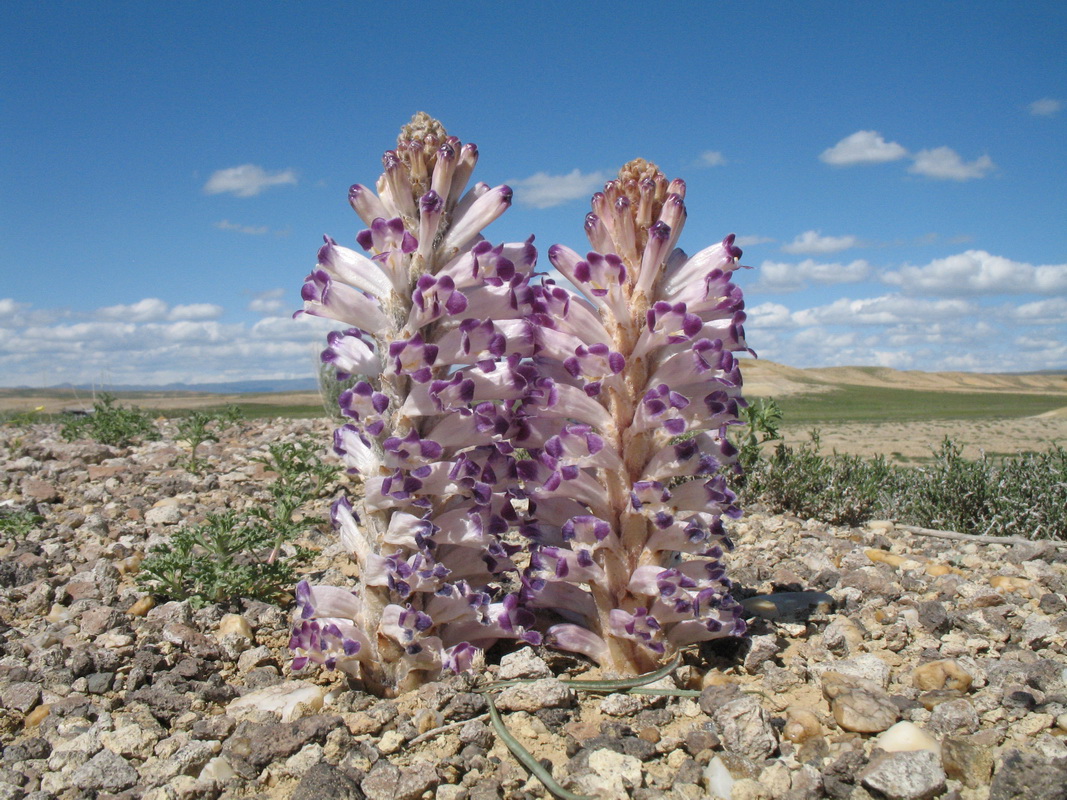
<box><xmin>898</xmin><ymin>524</ymin><xmax>1067</xmax><ymax>549</ymax></box>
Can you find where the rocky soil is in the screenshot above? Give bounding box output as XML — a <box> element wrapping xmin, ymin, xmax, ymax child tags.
<box><xmin>2</xmin><ymin>418</ymin><xmax>1067</xmax><ymax>800</ymax></box>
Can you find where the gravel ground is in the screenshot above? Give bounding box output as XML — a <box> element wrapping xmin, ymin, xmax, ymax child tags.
<box><xmin>2</xmin><ymin>418</ymin><xmax>1067</xmax><ymax>800</ymax></box>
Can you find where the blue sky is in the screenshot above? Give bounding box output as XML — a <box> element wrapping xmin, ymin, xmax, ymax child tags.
<box><xmin>1</xmin><ymin>1</ymin><xmax>1065</xmax><ymax>387</ymax></box>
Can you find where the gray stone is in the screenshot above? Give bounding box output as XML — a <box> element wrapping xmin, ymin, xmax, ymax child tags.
<box><xmin>292</xmin><ymin>763</ymin><xmax>364</xmax><ymax>800</ymax></box>
<box><xmin>861</xmin><ymin>749</ymin><xmax>945</xmax><ymax>799</ymax></box>
<box><xmin>0</xmin><ymin>681</ymin><xmax>41</xmax><ymax>713</ymax></box>
<box><xmin>822</xmin><ymin>672</ymin><xmax>898</xmax><ymax>734</ymax></box>
<box><xmin>709</xmin><ymin>693</ymin><xmax>778</xmax><ymax>760</ymax></box>
<box><xmin>70</xmin><ymin>749</ymin><xmax>139</xmax><ymax>792</ymax></box>
<box><xmin>928</xmin><ymin>698</ymin><xmax>979</xmax><ymax>735</ymax></box>
<box><xmin>145</xmin><ymin>504</ymin><xmax>182</xmax><ymax>525</ymax></box>
<box><xmin>812</xmin><ymin>655</ymin><xmax>891</xmax><ymax>689</ymax></box>
<box><xmin>497</xmin><ymin>648</ymin><xmax>552</xmax><ymax>680</ymax></box>
<box><xmin>989</xmin><ymin>749</ymin><xmax>1067</xmax><ymax>800</ymax></box>
<box><xmin>742</xmin><ymin>634</ymin><xmax>781</xmax><ymax>674</ymax></box>
<box><xmin>494</xmin><ymin>678</ymin><xmax>574</xmax><ymax>712</ymax></box>
<box><xmin>360</xmin><ymin>760</ymin><xmax>438</xmax><ymax>800</ymax></box>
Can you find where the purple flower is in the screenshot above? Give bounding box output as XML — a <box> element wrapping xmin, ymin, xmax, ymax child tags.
<box><xmin>289</xmin><ymin>114</ymin><xmax>541</xmax><ymax>695</ymax></box>
<box><xmin>520</xmin><ymin>159</ymin><xmax>749</xmax><ymax>674</ymax></box>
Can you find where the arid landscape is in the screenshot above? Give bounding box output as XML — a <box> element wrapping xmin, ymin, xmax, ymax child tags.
<box><xmin>4</xmin><ymin>361</ymin><xmax>1065</xmax><ymax>464</ymax></box>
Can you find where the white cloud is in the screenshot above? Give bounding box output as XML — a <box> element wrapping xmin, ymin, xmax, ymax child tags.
<box><xmin>510</xmin><ymin>169</ymin><xmax>609</xmax><ymax>209</ymax></box>
<box><xmin>0</xmin><ymin>298</ymin><xmax>30</xmax><ymax>324</ymax></box>
<box><xmin>698</xmin><ymin>150</ymin><xmax>726</xmax><ymax>167</ymax></box>
<box><xmin>169</xmin><ymin>304</ymin><xmax>224</xmax><ymax>321</ymax></box>
<box><xmin>820</xmin><ymin>131</ymin><xmax>908</xmax><ymax>166</ymax></box>
<box><xmin>884</xmin><ymin>250</ymin><xmax>1067</xmax><ymax>296</ymax></box>
<box><xmin>0</xmin><ymin>295</ymin><xmax>337</xmax><ymax>387</ymax></box>
<box><xmin>249</xmin><ymin>289</ymin><xmax>287</xmax><ymax>315</ymax></box>
<box><xmin>1011</xmin><ymin>297</ymin><xmax>1067</xmax><ymax>325</ymax></box>
<box><xmin>734</xmin><ymin>235</ymin><xmax>775</xmax><ymax>248</ymax></box>
<box><xmin>755</xmin><ymin>259</ymin><xmax>871</xmax><ymax>292</ymax></box>
<box><xmin>214</xmin><ymin>219</ymin><xmax>271</xmax><ymax>235</ymax></box>
<box><xmin>1028</xmin><ymin>98</ymin><xmax>1063</xmax><ymax>117</ymax></box>
<box><xmin>204</xmin><ymin>165</ymin><xmax>298</xmax><ymax>197</ymax></box>
<box><xmin>907</xmin><ymin>148</ymin><xmax>995</xmax><ymax>181</ymax></box>
<box><xmin>96</xmin><ymin>298</ymin><xmax>170</xmax><ymax>323</ymax></box>
<box><xmin>781</xmin><ymin>230</ymin><xmax>860</xmax><ymax>255</ymax></box>
<box><xmin>792</xmin><ymin>295</ymin><xmax>975</xmax><ymax>327</ymax></box>
<box><xmin>747</xmin><ymin>302</ymin><xmax>796</xmax><ymax>329</ymax></box>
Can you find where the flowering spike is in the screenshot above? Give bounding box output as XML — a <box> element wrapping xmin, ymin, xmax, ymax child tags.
<box><xmin>291</xmin><ymin>116</ymin><xmax>540</xmax><ymax>695</ymax></box>
<box><xmin>519</xmin><ymin>160</ymin><xmax>749</xmax><ymax>675</ymax></box>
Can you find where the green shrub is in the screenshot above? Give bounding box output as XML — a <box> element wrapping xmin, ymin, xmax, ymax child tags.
<box><xmin>742</xmin><ymin>429</ymin><xmax>1066</xmax><ymax>540</ymax></box>
<box><xmin>137</xmin><ymin>511</ymin><xmax>310</xmax><ymax>605</ymax></box>
<box><xmin>61</xmin><ymin>393</ymin><xmax>159</xmax><ymax>447</ymax></box>
<box><xmin>0</xmin><ymin>509</ymin><xmax>43</xmax><ymax>538</ymax></box>
<box><xmin>138</xmin><ymin>436</ymin><xmax>337</xmax><ymax>606</ymax></box>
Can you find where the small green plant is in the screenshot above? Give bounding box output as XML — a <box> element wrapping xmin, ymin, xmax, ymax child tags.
<box><xmin>0</xmin><ymin>508</ymin><xmax>43</xmax><ymax>538</ymax></box>
<box><xmin>733</xmin><ymin>397</ymin><xmax>783</xmax><ymax>480</ymax></box>
<box><xmin>137</xmin><ymin>511</ymin><xmax>311</xmax><ymax>606</ymax></box>
<box><xmin>175</xmin><ymin>410</ymin><xmax>240</xmax><ymax>474</ymax></box>
<box><xmin>2</xmin><ymin>405</ymin><xmax>48</xmax><ymax>427</ymax></box>
<box><xmin>61</xmin><ymin>393</ymin><xmax>160</xmax><ymax>447</ymax></box>
<box><xmin>139</xmin><ymin>436</ymin><xmax>337</xmax><ymax>606</ymax></box>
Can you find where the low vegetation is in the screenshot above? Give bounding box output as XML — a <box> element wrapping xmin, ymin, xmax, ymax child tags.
<box><xmin>60</xmin><ymin>393</ymin><xmax>160</xmax><ymax>447</ymax></box>
<box><xmin>736</xmin><ymin>401</ymin><xmax>1067</xmax><ymax>539</ymax></box>
<box><xmin>137</xmin><ymin>437</ymin><xmax>336</xmax><ymax>606</ymax></box>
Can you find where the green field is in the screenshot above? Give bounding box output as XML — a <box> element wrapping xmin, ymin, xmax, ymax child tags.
<box><xmin>771</xmin><ymin>385</ymin><xmax>1067</xmax><ymax>425</ymax></box>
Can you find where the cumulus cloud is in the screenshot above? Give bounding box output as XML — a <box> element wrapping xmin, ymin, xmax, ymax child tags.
<box><xmin>1012</xmin><ymin>297</ymin><xmax>1067</xmax><ymax>325</ymax></box>
<box><xmin>204</xmin><ymin>165</ymin><xmax>298</xmax><ymax>197</ymax></box>
<box><xmin>820</xmin><ymin>131</ymin><xmax>908</xmax><ymax>165</ymax></box>
<box><xmin>214</xmin><ymin>219</ymin><xmax>270</xmax><ymax>235</ymax></box>
<box><xmin>1028</xmin><ymin>98</ymin><xmax>1063</xmax><ymax>117</ymax></box>
<box><xmin>792</xmin><ymin>295</ymin><xmax>975</xmax><ymax>327</ymax></box>
<box><xmin>755</xmin><ymin>259</ymin><xmax>871</xmax><ymax>292</ymax></box>
<box><xmin>0</xmin><ymin>298</ymin><xmax>30</xmax><ymax>324</ymax></box>
<box><xmin>781</xmin><ymin>230</ymin><xmax>861</xmax><ymax>255</ymax></box>
<box><xmin>249</xmin><ymin>289</ymin><xmax>287</xmax><ymax>315</ymax></box>
<box><xmin>734</xmin><ymin>235</ymin><xmax>775</xmax><ymax>248</ymax></box>
<box><xmin>908</xmin><ymin>148</ymin><xmax>995</xmax><ymax>181</ymax></box>
<box><xmin>884</xmin><ymin>251</ymin><xmax>1067</xmax><ymax>296</ymax></box>
<box><xmin>698</xmin><ymin>150</ymin><xmax>726</xmax><ymax>167</ymax></box>
<box><xmin>168</xmin><ymin>304</ymin><xmax>224</xmax><ymax>321</ymax></box>
<box><xmin>96</xmin><ymin>298</ymin><xmax>170</xmax><ymax>323</ymax></box>
<box><xmin>0</xmin><ymin>295</ymin><xmax>339</xmax><ymax>388</ymax></box>
<box><xmin>510</xmin><ymin>169</ymin><xmax>609</xmax><ymax>209</ymax></box>
<box><xmin>821</xmin><ymin>132</ymin><xmax>996</xmax><ymax>181</ymax></box>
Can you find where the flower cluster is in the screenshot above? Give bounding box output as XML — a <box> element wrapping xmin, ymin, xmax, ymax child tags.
<box><xmin>290</xmin><ymin>113</ymin><xmax>541</xmax><ymax>695</ymax></box>
<box><xmin>518</xmin><ymin>159</ymin><xmax>750</xmax><ymax>674</ymax></box>
<box><xmin>291</xmin><ymin>116</ymin><xmax>750</xmax><ymax>690</ymax></box>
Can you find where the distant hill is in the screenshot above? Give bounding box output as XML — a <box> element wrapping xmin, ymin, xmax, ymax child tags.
<box><xmin>20</xmin><ymin>377</ymin><xmax>320</xmax><ymax>394</ymax></box>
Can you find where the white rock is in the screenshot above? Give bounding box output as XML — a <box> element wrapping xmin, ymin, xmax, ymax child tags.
<box><xmin>811</xmin><ymin>654</ymin><xmax>891</xmax><ymax>689</ymax></box>
<box><xmin>226</xmin><ymin>680</ymin><xmax>325</xmax><ymax>723</ymax></box>
<box><xmin>703</xmin><ymin>755</ymin><xmax>735</xmax><ymax>800</ymax></box>
<box><xmin>568</xmin><ymin>749</ymin><xmax>642</xmax><ymax>800</ymax></box>
<box><xmin>876</xmin><ymin>721</ymin><xmax>941</xmax><ymax>755</ymax></box>
<box><xmin>497</xmin><ymin>648</ymin><xmax>552</xmax><ymax>680</ymax></box>
<box><xmin>198</xmin><ymin>756</ymin><xmax>236</xmax><ymax>784</ymax></box>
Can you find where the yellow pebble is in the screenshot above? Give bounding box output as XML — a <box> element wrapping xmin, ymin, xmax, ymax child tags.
<box><xmin>989</xmin><ymin>576</ymin><xmax>1031</xmax><ymax>593</ymax></box>
<box><xmin>127</xmin><ymin>596</ymin><xmax>156</xmax><ymax>617</ymax></box>
<box><xmin>23</xmin><ymin>704</ymin><xmax>51</xmax><ymax>728</ymax></box>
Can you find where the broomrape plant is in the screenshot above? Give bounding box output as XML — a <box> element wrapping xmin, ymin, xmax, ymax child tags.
<box><xmin>290</xmin><ymin>114</ymin><xmax>750</xmax><ymax>691</ymax></box>
<box><xmin>519</xmin><ymin>160</ymin><xmax>749</xmax><ymax>674</ymax></box>
<box><xmin>290</xmin><ymin>113</ymin><xmax>542</xmax><ymax>695</ymax></box>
